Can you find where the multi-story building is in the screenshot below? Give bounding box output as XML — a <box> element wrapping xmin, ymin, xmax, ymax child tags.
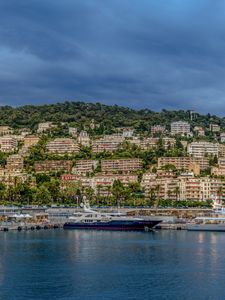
<box><xmin>34</xmin><ymin>160</ymin><xmax>72</xmax><ymax>173</ymax></box>
<box><xmin>188</xmin><ymin>142</ymin><xmax>219</xmax><ymax>158</ymax></box>
<box><xmin>141</xmin><ymin>174</ymin><xmax>179</xmax><ymax>200</ymax></box>
<box><xmin>46</xmin><ymin>138</ymin><xmax>79</xmax><ymax>154</ymax></box>
<box><xmin>151</xmin><ymin>125</ymin><xmax>165</xmax><ymax>134</ymax></box>
<box><xmin>68</xmin><ymin>127</ymin><xmax>77</xmax><ymax>137</ymax></box>
<box><xmin>156</xmin><ymin>169</ymin><xmax>177</xmax><ymax>178</ymax></box>
<box><xmin>37</xmin><ymin>122</ymin><xmax>55</xmax><ymax>133</ymax></box>
<box><xmin>0</xmin><ymin>126</ymin><xmax>13</xmax><ymax>136</ymax></box>
<box><xmin>93</xmin><ymin>174</ymin><xmax>138</xmax><ymax>196</ymax></box>
<box><xmin>92</xmin><ymin>135</ymin><xmax>124</xmax><ymax>153</ymax></box>
<box><xmin>139</xmin><ymin>138</ymin><xmax>158</xmax><ymax>150</ymax></box>
<box><xmin>210</xmin><ymin>124</ymin><xmax>220</xmax><ymax>133</ymax></box>
<box><xmin>60</xmin><ymin>174</ymin><xmax>138</xmax><ymax>196</ymax></box>
<box><xmin>171</xmin><ymin>121</ymin><xmax>191</xmax><ymax>136</ymax></box>
<box><xmin>158</xmin><ymin>157</ymin><xmax>209</xmax><ymax>170</ymax></box>
<box><xmin>130</xmin><ymin>137</ymin><xmax>175</xmax><ymax>150</ymax></box>
<box><xmin>141</xmin><ymin>174</ymin><xmax>225</xmax><ymax>201</ymax></box>
<box><xmin>219</xmin><ymin>144</ymin><xmax>225</xmax><ymax>157</ymax></box>
<box><xmin>158</xmin><ymin>157</ymin><xmax>191</xmax><ymax>170</ymax></box>
<box><xmin>101</xmin><ymin>159</ymin><xmax>142</xmax><ymax>173</ymax></box>
<box><xmin>18</xmin><ymin>128</ymin><xmax>31</xmax><ymax>136</ymax></box>
<box><xmin>128</xmin><ymin>137</ymin><xmax>141</xmax><ymax>147</ymax></box>
<box><xmin>211</xmin><ymin>158</ymin><xmax>225</xmax><ymax>176</ymax></box>
<box><xmin>72</xmin><ymin>160</ymin><xmax>98</xmax><ymax>175</ymax></box>
<box><xmin>193</xmin><ymin>126</ymin><xmax>205</xmax><ymax>136</ymax></box>
<box><xmin>23</xmin><ymin>136</ymin><xmax>40</xmax><ymax>148</ymax></box>
<box><xmin>6</xmin><ymin>154</ymin><xmax>24</xmax><ymax>172</ymax></box>
<box><xmin>60</xmin><ymin>174</ymin><xmax>91</xmax><ymax>190</ymax></box>
<box><xmin>0</xmin><ymin>173</ymin><xmax>35</xmax><ymax>187</ymax></box>
<box><xmin>220</xmin><ymin>133</ymin><xmax>225</xmax><ymax>143</ymax></box>
<box><xmin>122</xmin><ymin>127</ymin><xmax>134</xmax><ymax>138</ymax></box>
<box><xmin>211</xmin><ymin>167</ymin><xmax>225</xmax><ymax>177</ymax></box>
<box><xmin>218</xmin><ymin>158</ymin><xmax>225</xmax><ymax>167</ymax></box>
<box><xmin>78</xmin><ymin>131</ymin><xmax>90</xmax><ymax>147</ymax></box>
<box><xmin>0</xmin><ymin>136</ymin><xmax>17</xmax><ymax>153</ymax></box>
<box><xmin>163</xmin><ymin>137</ymin><xmax>176</xmax><ymax>148</ymax></box>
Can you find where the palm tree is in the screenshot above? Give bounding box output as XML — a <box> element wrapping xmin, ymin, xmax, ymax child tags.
<box><xmin>217</xmin><ymin>186</ymin><xmax>223</xmax><ymax>203</ymax></box>
<box><xmin>154</xmin><ymin>184</ymin><xmax>161</xmax><ymax>209</ymax></box>
<box><xmin>174</xmin><ymin>186</ymin><xmax>180</xmax><ymax>202</ymax></box>
<box><xmin>167</xmin><ymin>190</ymin><xmax>172</xmax><ymax>200</ymax></box>
<box><xmin>84</xmin><ymin>187</ymin><xmax>94</xmax><ymax>205</ymax></box>
<box><xmin>112</xmin><ymin>180</ymin><xmax>124</xmax><ymax>208</ymax></box>
<box><xmin>106</xmin><ymin>185</ymin><xmax>111</xmax><ymax>206</ymax></box>
<box><xmin>96</xmin><ymin>185</ymin><xmax>101</xmax><ymax>207</ymax></box>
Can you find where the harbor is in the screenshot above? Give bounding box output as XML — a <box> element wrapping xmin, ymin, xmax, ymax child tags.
<box><xmin>0</xmin><ymin>204</ymin><xmax>220</xmax><ymax>232</ymax></box>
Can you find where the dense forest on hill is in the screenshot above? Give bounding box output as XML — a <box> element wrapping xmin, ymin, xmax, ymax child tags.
<box><xmin>0</xmin><ymin>101</ymin><xmax>224</xmax><ymax>132</ymax></box>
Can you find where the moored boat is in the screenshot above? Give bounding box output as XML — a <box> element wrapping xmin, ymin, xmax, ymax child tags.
<box><xmin>63</xmin><ymin>201</ymin><xmax>161</xmax><ymax>231</ymax></box>
<box><xmin>187</xmin><ymin>217</ymin><xmax>225</xmax><ymax>232</ymax></box>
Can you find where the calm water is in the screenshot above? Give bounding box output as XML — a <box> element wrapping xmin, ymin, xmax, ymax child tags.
<box><xmin>0</xmin><ymin>230</ymin><xmax>224</xmax><ymax>300</ymax></box>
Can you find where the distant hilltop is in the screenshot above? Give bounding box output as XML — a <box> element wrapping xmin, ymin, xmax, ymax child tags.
<box><xmin>0</xmin><ymin>101</ymin><xmax>224</xmax><ymax>132</ymax></box>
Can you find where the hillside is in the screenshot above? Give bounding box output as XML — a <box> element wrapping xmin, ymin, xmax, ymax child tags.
<box><xmin>0</xmin><ymin>101</ymin><xmax>224</xmax><ymax>132</ymax></box>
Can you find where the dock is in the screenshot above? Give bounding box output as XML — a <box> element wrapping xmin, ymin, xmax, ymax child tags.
<box><xmin>155</xmin><ymin>223</ymin><xmax>187</xmax><ymax>230</ymax></box>
<box><xmin>0</xmin><ymin>223</ymin><xmax>63</xmax><ymax>231</ymax></box>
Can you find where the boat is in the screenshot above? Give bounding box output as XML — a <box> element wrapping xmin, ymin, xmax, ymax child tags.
<box><xmin>187</xmin><ymin>195</ymin><xmax>225</xmax><ymax>231</ymax></box>
<box><xmin>187</xmin><ymin>217</ymin><xmax>225</xmax><ymax>231</ymax></box>
<box><xmin>63</xmin><ymin>199</ymin><xmax>161</xmax><ymax>231</ymax></box>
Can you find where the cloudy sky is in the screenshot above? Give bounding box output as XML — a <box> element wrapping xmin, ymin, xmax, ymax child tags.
<box><xmin>0</xmin><ymin>0</ymin><xmax>225</xmax><ymax>114</ymax></box>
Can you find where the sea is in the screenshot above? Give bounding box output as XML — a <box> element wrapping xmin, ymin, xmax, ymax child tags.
<box><xmin>0</xmin><ymin>229</ymin><xmax>224</xmax><ymax>300</ymax></box>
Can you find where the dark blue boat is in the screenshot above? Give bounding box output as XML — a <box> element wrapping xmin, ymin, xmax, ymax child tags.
<box><xmin>63</xmin><ymin>201</ymin><xmax>161</xmax><ymax>231</ymax></box>
<box><xmin>64</xmin><ymin>219</ymin><xmax>161</xmax><ymax>231</ymax></box>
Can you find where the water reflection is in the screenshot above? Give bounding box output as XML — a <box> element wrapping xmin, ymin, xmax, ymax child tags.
<box><xmin>0</xmin><ymin>230</ymin><xmax>225</xmax><ymax>299</ymax></box>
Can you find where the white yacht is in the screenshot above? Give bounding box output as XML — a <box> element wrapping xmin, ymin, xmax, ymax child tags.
<box><xmin>187</xmin><ymin>195</ymin><xmax>225</xmax><ymax>231</ymax></box>
<box><xmin>63</xmin><ymin>200</ymin><xmax>161</xmax><ymax>231</ymax></box>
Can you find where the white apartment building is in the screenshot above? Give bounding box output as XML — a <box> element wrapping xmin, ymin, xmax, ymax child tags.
<box><xmin>78</xmin><ymin>131</ymin><xmax>90</xmax><ymax>147</ymax></box>
<box><xmin>210</xmin><ymin>124</ymin><xmax>220</xmax><ymax>133</ymax></box>
<box><xmin>158</xmin><ymin>157</ymin><xmax>209</xmax><ymax>170</ymax></box>
<box><xmin>151</xmin><ymin>125</ymin><xmax>165</xmax><ymax>134</ymax></box>
<box><xmin>101</xmin><ymin>159</ymin><xmax>142</xmax><ymax>173</ymax></box>
<box><xmin>37</xmin><ymin>122</ymin><xmax>55</xmax><ymax>133</ymax></box>
<box><xmin>171</xmin><ymin>121</ymin><xmax>190</xmax><ymax>135</ymax></box>
<box><xmin>92</xmin><ymin>135</ymin><xmax>124</xmax><ymax>153</ymax></box>
<box><xmin>142</xmin><ymin>174</ymin><xmax>225</xmax><ymax>201</ymax></box>
<box><xmin>72</xmin><ymin>160</ymin><xmax>98</xmax><ymax>175</ymax></box>
<box><xmin>47</xmin><ymin>138</ymin><xmax>79</xmax><ymax>154</ymax></box>
<box><xmin>122</xmin><ymin>127</ymin><xmax>134</xmax><ymax>138</ymax></box>
<box><xmin>188</xmin><ymin>142</ymin><xmax>219</xmax><ymax>158</ymax></box>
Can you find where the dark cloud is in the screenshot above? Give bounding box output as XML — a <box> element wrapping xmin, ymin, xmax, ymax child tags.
<box><xmin>0</xmin><ymin>0</ymin><xmax>225</xmax><ymax>114</ymax></box>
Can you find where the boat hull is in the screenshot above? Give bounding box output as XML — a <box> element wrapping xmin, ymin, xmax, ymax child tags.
<box><xmin>187</xmin><ymin>224</ymin><xmax>225</xmax><ymax>232</ymax></box>
<box><xmin>63</xmin><ymin>220</ymin><xmax>161</xmax><ymax>231</ymax></box>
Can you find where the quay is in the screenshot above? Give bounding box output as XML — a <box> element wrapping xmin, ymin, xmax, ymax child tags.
<box><xmin>0</xmin><ymin>223</ymin><xmax>62</xmax><ymax>231</ymax></box>
<box><xmin>0</xmin><ymin>206</ymin><xmax>216</xmax><ymax>232</ymax></box>
<box><xmin>155</xmin><ymin>223</ymin><xmax>187</xmax><ymax>230</ymax></box>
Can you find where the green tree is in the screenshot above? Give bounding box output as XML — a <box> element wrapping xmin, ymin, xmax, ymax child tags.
<box><xmin>112</xmin><ymin>180</ymin><xmax>125</xmax><ymax>207</ymax></box>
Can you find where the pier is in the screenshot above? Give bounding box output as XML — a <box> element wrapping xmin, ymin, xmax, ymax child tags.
<box><xmin>0</xmin><ymin>223</ymin><xmax>63</xmax><ymax>231</ymax></box>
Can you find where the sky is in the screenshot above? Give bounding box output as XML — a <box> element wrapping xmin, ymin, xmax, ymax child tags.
<box><xmin>0</xmin><ymin>0</ymin><xmax>225</xmax><ymax>114</ymax></box>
